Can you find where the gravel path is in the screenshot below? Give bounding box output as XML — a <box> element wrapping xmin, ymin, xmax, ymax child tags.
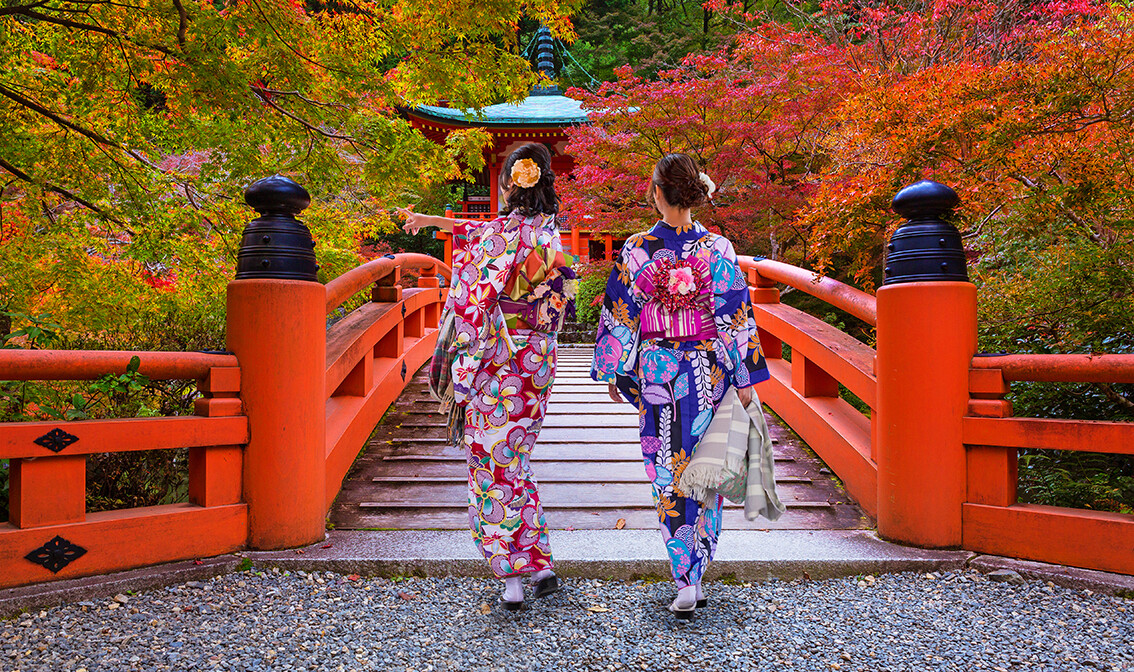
<box><xmin>2</xmin><ymin>568</ymin><xmax>1130</xmax><ymax>672</ymax></box>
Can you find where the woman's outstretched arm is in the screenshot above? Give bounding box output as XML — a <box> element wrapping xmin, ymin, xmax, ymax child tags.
<box><xmin>397</xmin><ymin>207</ymin><xmax>458</xmax><ymax>234</ymax></box>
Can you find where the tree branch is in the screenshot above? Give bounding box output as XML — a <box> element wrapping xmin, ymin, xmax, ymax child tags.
<box><xmin>0</xmin><ymin>83</ymin><xmax>121</xmax><ymax>149</ymax></box>
<box><xmin>1097</xmin><ymin>382</ymin><xmax>1134</xmax><ymax>411</ymax></box>
<box><xmin>20</xmin><ymin>8</ymin><xmax>118</xmax><ymax>36</ymax></box>
<box><xmin>0</xmin><ymin>156</ymin><xmax>129</xmax><ymax>228</ymax></box>
<box><xmin>171</xmin><ymin>0</ymin><xmax>187</xmax><ymax>48</ymax></box>
<box><xmin>255</xmin><ymin>92</ymin><xmax>374</xmax><ymax>150</ymax></box>
<box><xmin>0</xmin><ymin>1</ymin><xmax>48</xmax><ymax>17</ymax></box>
<box><xmin>1010</xmin><ymin>173</ymin><xmax>1103</xmax><ymax>243</ymax></box>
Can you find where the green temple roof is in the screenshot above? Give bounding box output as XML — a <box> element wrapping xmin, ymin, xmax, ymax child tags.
<box><xmin>411</xmin><ymin>94</ymin><xmax>589</xmax><ymax>128</ymax></box>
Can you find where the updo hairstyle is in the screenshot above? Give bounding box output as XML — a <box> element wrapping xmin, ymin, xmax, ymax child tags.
<box><xmin>651</xmin><ymin>153</ymin><xmax>709</xmax><ymax>210</ymax></box>
<box><xmin>499</xmin><ymin>143</ymin><xmax>559</xmax><ymax>217</ymax></box>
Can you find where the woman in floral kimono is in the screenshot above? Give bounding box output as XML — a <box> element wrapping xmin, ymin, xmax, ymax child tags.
<box><xmin>402</xmin><ymin>143</ymin><xmax>576</xmax><ymax>610</ymax></box>
<box><xmin>591</xmin><ymin>153</ymin><xmax>769</xmax><ymax>619</ymax></box>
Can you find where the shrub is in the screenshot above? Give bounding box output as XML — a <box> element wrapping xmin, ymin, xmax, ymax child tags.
<box><xmin>574</xmin><ymin>260</ymin><xmax>615</xmax><ymax>326</ymax></box>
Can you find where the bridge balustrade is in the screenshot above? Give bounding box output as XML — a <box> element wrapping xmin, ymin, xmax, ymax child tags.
<box><xmin>738</xmin><ymin>257</ymin><xmax>880</xmax><ymax>518</ymax></box>
<box><xmin>0</xmin><ymin>178</ymin><xmax>451</xmax><ymax>589</ymax></box>
<box><xmin>964</xmin><ymin>355</ymin><xmax>1134</xmax><ymax>574</ymax></box>
<box><xmin>0</xmin><ymin>352</ymin><xmax>248</xmax><ymax>589</ymax></box>
<box><xmin>323</xmin><ymin>254</ymin><xmax>449</xmax><ymax>508</ymax></box>
<box><xmin>738</xmin><ymin>181</ymin><xmax>1132</xmax><ymax>574</ymax></box>
<box><xmin>0</xmin><ymin>177</ymin><xmax>1129</xmax><ymax>590</ymax></box>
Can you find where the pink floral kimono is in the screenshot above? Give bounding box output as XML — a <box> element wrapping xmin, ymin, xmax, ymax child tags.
<box><xmin>448</xmin><ymin>210</ymin><xmax>575</xmax><ymax>578</ymax></box>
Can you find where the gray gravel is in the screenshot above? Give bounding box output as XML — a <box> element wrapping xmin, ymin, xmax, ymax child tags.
<box><xmin>2</xmin><ymin>568</ymin><xmax>1131</xmax><ymax>672</ymax></box>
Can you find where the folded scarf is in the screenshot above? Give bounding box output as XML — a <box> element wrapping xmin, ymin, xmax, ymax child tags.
<box><xmin>677</xmin><ymin>386</ymin><xmax>786</xmax><ymax>522</ymax></box>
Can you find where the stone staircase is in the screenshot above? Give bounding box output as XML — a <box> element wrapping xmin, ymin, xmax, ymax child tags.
<box><xmin>330</xmin><ymin>347</ymin><xmax>871</xmax><ymax>532</ymax></box>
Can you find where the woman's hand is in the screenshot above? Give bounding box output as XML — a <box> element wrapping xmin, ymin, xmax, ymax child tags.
<box><xmin>398</xmin><ymin>207</ymin><xmax>427</xmax><ymax>234</ymax></box>
<box><xmin>607</xmin><ymin>383</ymin><xmax>622</xmax><ymax>404</ymax></box>
<box><xmin>737</xmin><ymin>385</ymin><xmax>753</xmax><ymax>408</ymax></box>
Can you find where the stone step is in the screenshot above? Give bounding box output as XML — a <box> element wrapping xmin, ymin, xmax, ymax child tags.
<box><xmin>339</xmin><ymin>507</ymin><xmax>869</xmax><ymax>531</ymax></box>
<box><xmin>356</xmin><ymin>481</ymin><xmax>839</xmax><ymax>508</ymax></box>
<box><xmin>379</xmin><ymin>443</ymin><xmax>797</xmax><ymax>463</ymax></box>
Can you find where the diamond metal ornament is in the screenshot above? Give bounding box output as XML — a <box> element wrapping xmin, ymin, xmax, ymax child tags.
<box><xmin>25</xmin><ymin>536</ymin><xmax>87</xmax><ymax>573</ymax></box>
<box><xmin>401</xmin><ymin>362</ymin><xmax>407</xmax><ymax>381</ymax></box>
<box><xmin>34</xmin><ymin>428</ymin><xmax>79</xmax><ymax>453</ymax></box>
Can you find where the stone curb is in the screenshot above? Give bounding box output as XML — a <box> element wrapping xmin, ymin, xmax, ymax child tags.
<box><xmin>242</xmin><ymin>529</ymin><xmax>975</xmax><ymax>583</ymax></box>
<box><xmin>0</xmin><ymin>555</ymin><xmax>242</xmax><ymax>619</ymax></box>
<box><xmin>969</xmin><ymin>555</ymin><xmax>1134</xmax><ymax>597</ymax></box>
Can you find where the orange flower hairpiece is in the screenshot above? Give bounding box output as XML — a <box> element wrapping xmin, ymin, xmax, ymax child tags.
<box><xmin>510</xmin><ymin>158</ymin><xmax>541</xmax><ymax>188</ymax></box>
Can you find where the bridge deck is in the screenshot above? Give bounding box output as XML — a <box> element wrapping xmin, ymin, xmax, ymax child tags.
<box><xmin>330</xmin><ymin>348</ymin><xmax>871</xmax><ymax>531</ymax></box>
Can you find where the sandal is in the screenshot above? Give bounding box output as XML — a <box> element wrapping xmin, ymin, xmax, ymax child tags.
<box><xmin>532</xmin><ymin>574</ymin><xmax>560</xmax><ymax>599</ymax></box>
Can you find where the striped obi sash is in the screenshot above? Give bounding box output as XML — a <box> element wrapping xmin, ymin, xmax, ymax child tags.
<box><xmin>635</xmin><ymin>255</ymin><xmax>717</xmax><ymax>342</ymax></box>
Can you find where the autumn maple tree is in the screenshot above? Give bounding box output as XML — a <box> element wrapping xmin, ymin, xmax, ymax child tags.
<box><xmin>565</xmin><ymin>0</ymin><xmax>1132</xmax><ymax>416</ymax></box>
<box><xmin>564</xmin><ymin>20</ymin><xmax>851</xmax><ymax>256</ymax></box>
<box><xmin>0</xmin><ymin>0</ymin><xmax>576</xmax><ymax>348</ymax></box>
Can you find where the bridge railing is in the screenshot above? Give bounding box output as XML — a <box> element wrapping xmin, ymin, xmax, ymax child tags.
<box><xmin>738</xmin><ymin>257</ymin><xmax>880</xmax><ymax>517</ymax></box>
<box><xmin>323</xmin><ymin>254</ymin><xmax>450</xmax><ymax>508</ymax></box>
<box><xmin>0</xmin><ymin>178</ymin><xmax>452</xmax><ymax>589</ymax></box>
<box><xmin>742</xmin><ymin>181</ymin><xmax>1132</xmax><ymax>575</ymax></box>
<box><xmin>964</xmin><ymin>355</ymin><xmax>1134</xmax><ymax>574</ymax></box>
<box><xmin>0</xmin><ymin>351</ymin><xmax>248</xmax><ymax>589</ymax></box>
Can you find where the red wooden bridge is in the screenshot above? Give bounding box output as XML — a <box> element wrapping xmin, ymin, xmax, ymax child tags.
<box><xmin>1</xmin><ymin>178</ymin><xmax>1130</xmax><ymax>590</ymax></box>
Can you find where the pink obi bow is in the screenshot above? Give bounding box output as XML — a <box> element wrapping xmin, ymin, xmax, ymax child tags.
<box><xmin>634</xmin><ymin>256</ymin><xmax>718</xmax><ymax>342</ymax></box>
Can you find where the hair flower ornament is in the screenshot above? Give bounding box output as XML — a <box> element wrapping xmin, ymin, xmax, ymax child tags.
<box><xmin>698</xmin><ymin>172</ymin><xmax>716</xmax><ymax>198</ymax></box>
<box><xmin>511</xmin><ymin>158</ymin><xmax>542</xmax><ymax>189</ymax></box>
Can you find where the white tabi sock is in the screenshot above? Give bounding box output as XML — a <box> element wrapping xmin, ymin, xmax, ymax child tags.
<box><xmin>670</xmin><ymin>585</ymin><xmax>698</xmax><ymax>611</ymax></box>
<box><xmin>502</xmin><ymin>576</ymin><xmax>524</xmax><ymax>603</ymax></box>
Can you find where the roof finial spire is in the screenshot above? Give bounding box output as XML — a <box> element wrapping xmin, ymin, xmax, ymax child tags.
<box><xmin>532</xmin><ymin>26</ymin><xmax>559</xmax><ymax>96</ymax></box>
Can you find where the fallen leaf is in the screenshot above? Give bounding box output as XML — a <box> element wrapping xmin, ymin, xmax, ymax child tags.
<box><xmin>397</xmin><ymin>591</ymin><xmax>417</xmax><ymax>601</ymax></box>
<box><xmin>346</xmin><ymin>574</ymin><xmax>361</xmax><ymax>582</ymax></box>
<box><xmin>802</xmin><ymin>571</ymin><xmax>811</xmax><ymax>581</ymax></box>
<box><xmin>192</xmin><ymin>560</ymin><xmax>203</xmax><ymax>565</ymax></box>
<box><xmin>586</xmin><ymin>606</ymin><xmax>610</xmax><ymax>613</ymax></box>
<box><xmin>479</xmin><ymin>602</ymin><xmax>491</xmax><ymax>615</ymax></box>
<box><xmin>614</xmin><ymin>518</ymin><xmax>626</xmax><ymax>530</ymax></box>
<box><xmin>564</xmin><ymin>526</ymin><xmax>575</xmax><ymax>531</ymax></box>
<box><xmin>295</xmin><ymin>549</ymin><xmax>305</xmax><ymax>555</ymax></box>
<box><xmin>321</xmin><ymin>544</ymin><xmax>333</xmax><ymax>549</ymax></box>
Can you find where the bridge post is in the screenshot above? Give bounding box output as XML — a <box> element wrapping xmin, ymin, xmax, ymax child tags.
<box><xmin>875</xmin><ymin>181</ymin><xmax>976</xmax><ymax>548</ymax></box>
<box><xmin>226</xmin><ymin>176</ymin><xmax>327</xmax><ymax>550</ymax></box>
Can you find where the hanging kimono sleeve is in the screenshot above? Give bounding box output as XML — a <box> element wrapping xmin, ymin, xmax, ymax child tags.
<box><xmin>709</xmin><ymin>236</ymin><xmax>770</xmax><ymax>389</ymax></box>
<box><xmin>449</xmin><ymin>216</ymin><xmax>533</xmax><ymax>405</ymax></box>
<box><xmin>591</xmin><ymin>240</ymin><xmax>644</xmax><ymax>403</ymax></box>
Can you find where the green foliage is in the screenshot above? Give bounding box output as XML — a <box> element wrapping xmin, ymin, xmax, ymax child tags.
<box><xmin>1018</xmin><ymin>450</ymin><xmax>1134</xmax><ymax>514</ymax></box>
<box><xmin>86</xmin><ymin>449</ymin><xmax>190</xmax><ymax>513</ymax></box>
<box><xmin>573</xmin><ymin>260</ymin><xmax>615</xmax><ymax>325</ymax></box>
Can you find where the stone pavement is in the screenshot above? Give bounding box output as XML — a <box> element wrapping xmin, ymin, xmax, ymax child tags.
<box><xmin>3</xmin><ymin>568</ymin><xmax>1131</xmax><ymax>672</ymax></box>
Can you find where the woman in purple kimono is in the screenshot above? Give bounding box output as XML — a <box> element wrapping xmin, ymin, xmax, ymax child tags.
<box><xmin>591</xmin><ymin>154</ymin><xmax>769</xmax><ymax>619</ymax></box>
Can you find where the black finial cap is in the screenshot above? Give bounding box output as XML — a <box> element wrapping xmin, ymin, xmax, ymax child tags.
<box><xmin>235</xmin><ymin>176</ymin><xmax>318</xmax><ymax>281</ymax></box>
<box><xmin>891</xmin><ymin>180</ymin><xmax>959</xmax><ymax>221</ymax></box>
<box><xmin>245</xmin><ymin>176</ymin><xmax>311</xmax><ymax>217</ymax></box>
<box><xmin>883</xmin><ymin>180</ymin><xmax>968</xmax><ymax>285</ymax></box>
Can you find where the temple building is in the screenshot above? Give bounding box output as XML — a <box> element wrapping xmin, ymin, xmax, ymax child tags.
<box><xmin>401</xmin><ymin>28</ymin><xmax>617</xmax><ymax>261</ymax></box>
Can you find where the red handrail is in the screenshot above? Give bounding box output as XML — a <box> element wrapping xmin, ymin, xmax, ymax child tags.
<box><xmin>972</xmin><ymin>353</ymin><xmax>1134</xmax><ymax>383</ymax></box>
<box><xmin>325</xmin><ymin>253</ymin><xmax>451</xmax><ymax>315</ymax></box>
<box><xmin>738</xmin><ymin>257</ymin><xmax>877</xmax><ymax>326</ymax></box>
<box><xmin>0</xmin><ymin>350</ymin><xmax>238</xmax><ymax>381</ymax></box>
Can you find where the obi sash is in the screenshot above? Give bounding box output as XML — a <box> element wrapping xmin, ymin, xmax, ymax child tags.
<box><xmin>635</xmin><ymin>256</ymin><xmax>717</xmax><ymax>342</ymax></box>
<box><xmin>498</xmin><ymin>244</ymin><xmax>577</xmax><ymax>333</ymax></box>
